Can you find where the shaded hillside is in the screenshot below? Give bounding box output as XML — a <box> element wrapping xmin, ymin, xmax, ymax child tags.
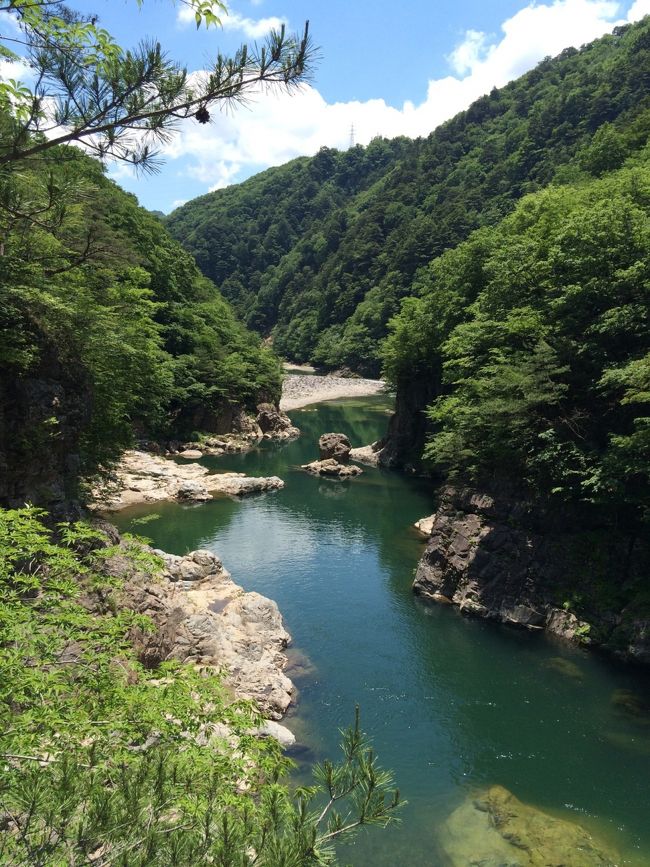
<box><xmin>168</xmin><ymin>18</ymin><xmax>650</xmax><ymax>375</ymax></box>
<box><xmin>0</xmin><ymin>145</ymin><xmax>281</xmax><ymax>508</ymax></box>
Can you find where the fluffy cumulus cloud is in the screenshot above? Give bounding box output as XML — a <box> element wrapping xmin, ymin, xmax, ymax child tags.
<box><xmin>160</xmin><ymin>0</ymin><xmax>650</xmax><ymax>200</ymax></box>
<box><xmin>176</xmin><ymin>4</ymin><xmax>284</xmax><ymax>37</ymax></box>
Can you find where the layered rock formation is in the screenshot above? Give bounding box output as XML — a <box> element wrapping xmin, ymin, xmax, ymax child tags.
<box><xmin>102</xmin><ymin>545</ymin><xmax>294</xmax><ymax>720</ymax></box>
<box><xmin>255</xmin><ymin>403</ymin><xmax>300</xmax><ymax>441</ymax></box>
<box><xmin>163</xmin><ymin>404</ymin><xmax>299</xmax><ymax>458</ymax></box>
<box><xmin>413</xmin><ymin>487</ymin><xmax>650</xmax><ymax>663</ymax></box>
<box><xmin>93</xmin><ymin>450</ymin><xmax>284</xmax><ymax>510</ymax></box>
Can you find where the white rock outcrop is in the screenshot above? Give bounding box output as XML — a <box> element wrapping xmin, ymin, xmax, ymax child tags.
<box><xmin>92</xmin><ymin>450</ymin><xmax>284</xmax><ymax>510</ymax></box>
<box><xmin>120</xmin><ymin>548</ymin><xmax>294</xmax><ymax>720</ymax></box>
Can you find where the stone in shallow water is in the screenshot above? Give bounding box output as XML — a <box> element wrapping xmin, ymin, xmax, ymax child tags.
<box><xmin>318</xmin><ymin>432</ymin><xmax>351</xmax><ymax>462</ymax></box>
<box><xmin>438</xmin><ymin>785</ymin><xmax>619</xmax><ymax>866</ymax></box>
<box><xmin>301</xmin><ymin>458</ymin><xmax>362</xmax><ymax>478</ymax></box>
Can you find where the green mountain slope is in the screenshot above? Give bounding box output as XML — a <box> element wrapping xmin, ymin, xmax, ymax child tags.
<box><xmin>0</xmin><ymin>146</ymin><xmax>280</xmax><ymax>507</ymax></box>
<box><xmin>168</xmin><ymin>18</ymin><xmax>650</xmax><ymax>375</ymax></box>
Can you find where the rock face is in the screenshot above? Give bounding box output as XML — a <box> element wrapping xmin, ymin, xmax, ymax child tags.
<box><xmin>375</xmin><ymin>374</ymin><xmax>438</xmax><ymax>469</ymax></box>
<box><xmin>414</xmin><ymin>514</ymin><xmax>435</xmax><ymax>536</ymax></box>
<box><xmin>0</xmin><ymin>347</ymin><xmax>90</xmax><ymax>513</ymax></box>
<box><xmin>413</xmin><ymin>486</ymin><xmax>650</xmax><ymax>662</ymax></box>
<box><xmin>302</xmin><ymin>458</ymin><xmax>362</xmax><ymax>478</ymax></box>
<box><xmin>349</xmin><ymin>441</ymin><xmax>385</xmax><ymax>467</ymax></box>
<box><xmin>256</xmin><ymin>403</ymin><xmax>300</xmax><ymax>440</ymax></box>
<box><xmin>92</xmin><ymin>450</ymin><xmax>284</xmax><ymax>510</ymax></box>
<box><xmin>439</xmin><ymin>785</ymin><xmax>619</xmax><ymax>866</ymax></box>
<box><xmin>161</xmin><ymin>404</ymin><xmax>299</xmax><ymax>459</ymax></box>
<box><xmin>318</xmin><ymin>432</ymin><xmax>351</xmax><ymax>462</ymax></box>
<box><xmin>109</xmin><ymin>547</ymin><xmax>294</xmax><ymax>720</ymax></box>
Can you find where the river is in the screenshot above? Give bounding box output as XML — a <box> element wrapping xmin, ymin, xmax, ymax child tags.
<box><xmin>113</xmin><ymin>393</ymin><xmax>650</xmax><ymax>866</ymax></box>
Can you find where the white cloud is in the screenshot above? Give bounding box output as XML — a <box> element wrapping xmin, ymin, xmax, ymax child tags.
<box><xmin>0</xmin><ymin>58</ymin><xmax>31</xmax><ymax>82</ymax></box>
<box><xmin>627</xmin><ymin>0</ymin><xmax>650</xmax><ymax>18</ymax></box>
<box><xmin>177</xmin><ymin>4</ymin><xmax>285</xmax><ymax>38</ymax></box>
<box><xmin>448</xmin><ymin>30</ymin><xmax>489</xmax><ymax>75</ymax></box>
<box><xmin>162</xmin><ymin>0</ymin><xmax>640</xmax><ymax>202</ymax></box>
<box><xmin>221</xmin><ymin>11</ymin><xmax>285</xmax><ymax>38</ymax></box>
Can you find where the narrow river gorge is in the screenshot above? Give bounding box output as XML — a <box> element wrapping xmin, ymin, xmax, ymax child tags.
<box><xmin>113</xmin><ymin>391</ymin><xmax>650</xmax><ymax>866</ymax></box>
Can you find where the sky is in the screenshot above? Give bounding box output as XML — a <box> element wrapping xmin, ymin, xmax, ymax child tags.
<box><xmin>2</xmin><ymin>0</ymin><xmax>650</xmax><ymax>211</ymax></box>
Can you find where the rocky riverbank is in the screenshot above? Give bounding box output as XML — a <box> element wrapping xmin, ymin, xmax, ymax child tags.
<box><xmin>413</xmin><ymin>486</ymin><xmax>650</xmax><ymax>664</ymax></box>
<box><xmin>280</xmin><ymin>373</ymin><xmax>386</xmax><ymax>411</ymax></box>
<box><xmin>93</xmin><ymin>450</ymin><xmax>284</xmax><ymax>510</ymax></box>
<box><xmin>97</xmin><ymin>527</ymin><xmax>294</xmax><ymax>724</ymax></box>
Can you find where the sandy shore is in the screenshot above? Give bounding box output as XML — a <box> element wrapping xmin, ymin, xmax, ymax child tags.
<box><xmin>280</xmin><ymin>373</ymin><xmax>387</xmax><ymax>411</ymax></box>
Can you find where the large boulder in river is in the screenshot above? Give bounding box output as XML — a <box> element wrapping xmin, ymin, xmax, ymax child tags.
<box><xmin>318</xmin><ymin>432</ymin><xmax>351</xmax><ymax>463</ymax></box>
<box><xmin>256</xmin><ymin>403</ymin><xmax>300</xmax><ymax>440</ymax></box>
<box><xmin>302</xmin><ymin>458</ymin><xmax>362</xmax><ymax>478</ymax></box>
<box><xmin>438</xmin><ymin>785</ymin><xmax>619</xmax><ymax>866</ymax></box>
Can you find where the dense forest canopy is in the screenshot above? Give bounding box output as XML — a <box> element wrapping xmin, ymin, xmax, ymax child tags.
<box><xmin>0</xmin><ymin>7</ymin><xmax>402</xmax><ymax>864</ymax></box>
<box><xmin>383</xmin><ymin>159</ymin><xmax>650</xmax><ymax>519</ymax></box>
<box><xmin>168</xmin><ymin>18</ymin><xmax>650</xmax><ymax>376</ymax></box>
<box><xmin>0</xmin><ymin>138</ymin><xmax>282</xmax><ymax>503</ymax></box>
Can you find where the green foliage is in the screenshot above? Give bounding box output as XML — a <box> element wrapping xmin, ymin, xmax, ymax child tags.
<box><xmin>0</xmin><ymin>508</ymin><xmax>402</xmax><ymax>864</ymax></box>
<box><xmin>1</xmin><ymin>1</ymin><xmax>313</xmax><ymax>171</ymax></box>
<box><xmin>0</xmin><ymin>143</ymin><xmax>281</xmax><ymax>497</ymax></box>
<box><xmin>385</xmin><ymin>164</ymin><xmax>650</xmax><ymax>517</ymax></box>
<box><xmin>169</xmin><ymin>18</ymin><xmax>650</xmax><ymax>375</ymax></box>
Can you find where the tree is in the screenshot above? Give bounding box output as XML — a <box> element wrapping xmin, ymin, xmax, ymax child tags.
<box><xmin>0</xmin><ymin>509</ymin><xmax>402</xmax><ymax>865</ymax></box>
<box><xmin>0</xmin><ymin>1</ymin><xmax>314</xmax><ymax>170</ymax></box>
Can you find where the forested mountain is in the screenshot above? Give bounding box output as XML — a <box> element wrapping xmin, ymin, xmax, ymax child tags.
<box><xmin>0</xmin><ymin>143</ymin><xmax>281</xmax><ymax>506</ymax></box>
<box><xmin>168</xmin><ymin>18</ymin><xmax>650</xmax><ymax>376</ymax></box>
<box><xmin>383</xmin><ymin>158</ymin><xmax>649</xmax><ymax>509</ymax></box>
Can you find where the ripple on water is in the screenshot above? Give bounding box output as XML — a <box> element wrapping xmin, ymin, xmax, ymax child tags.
<box><xmin>113</xmin><ymin>395</ymin><xmax>650</xmax><ymax>866</ymax></box>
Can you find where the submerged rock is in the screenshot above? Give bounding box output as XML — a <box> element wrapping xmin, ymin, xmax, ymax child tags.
<box><xmin>302</xmin><ymin>458</ymin><xmax>362</xmax><ymax>478</ymax></box>
<box><xmin>611</xmin><ymin>689</ymin><xmax>650</xmax><ymax>724</ymax></box>
<box><xmin>318</xmin><ymin>432</ymin><xmax>352</xmax><ymax>462</ymax></box>
<box><xmin>439</xmin><ymin>785</ymin><xmax>619</xmax><ymax>866</ymax></box>
<box><xmin>542</xmin><ymin>657</ymin><xmax>584</xmax><ymax>681</ymax></box>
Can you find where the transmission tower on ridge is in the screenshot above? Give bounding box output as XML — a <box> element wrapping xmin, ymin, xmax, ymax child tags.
<box><xmin>349</xmin><ymin>123</ymin><xmax>356</xmax><ymax>148</ymax></box>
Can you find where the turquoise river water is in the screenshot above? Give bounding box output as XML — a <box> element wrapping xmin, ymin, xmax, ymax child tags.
<box><xmin>113</xmin><ymin>393</ymin><xmax>650</xmax><ymax>866</ymax></box>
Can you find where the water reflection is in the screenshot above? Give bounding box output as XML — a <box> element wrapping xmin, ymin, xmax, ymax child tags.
<box><xmin>113</xmin><ymin>395</ymin><xmax>650</xmax><ymax>866</ymax></box>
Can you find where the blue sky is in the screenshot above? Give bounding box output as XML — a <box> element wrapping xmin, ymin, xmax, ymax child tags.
<box><xmin>3</xmin><ymin>0</ymin><xmax>649</xmax><ymax>211</ymax></box>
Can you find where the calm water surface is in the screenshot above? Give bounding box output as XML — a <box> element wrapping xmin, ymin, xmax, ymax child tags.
<box><xmin>114</xmin><ymin>394</ymin><xmax>650</xmax><ymax>866</ymax></box>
